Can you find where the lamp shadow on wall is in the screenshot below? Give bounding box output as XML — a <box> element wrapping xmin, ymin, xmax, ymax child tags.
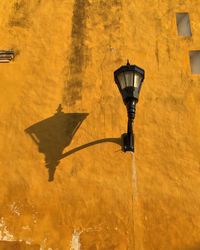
<box><xmin>25</xmin><ymin>104</ymin><xmax>122</xmax><ymax>182</ymax></box>
<box><xmin>25</xmin><ymin>104</ymin><xmax>89</xmax><ymax>182</ymax></box>
<box><xmin>60</xmin><ymin>137</ymin><xmax>121</xmax><ymax>160</ymax></box>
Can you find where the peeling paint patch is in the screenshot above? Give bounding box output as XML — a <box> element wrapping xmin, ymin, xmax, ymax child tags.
<box><xmin>10</xmin><ymin>201</ymin><xmax>21</xmax><ymax>216</ymax></box>
<box><xmin>40</xmin><ymin>238</ymin><xmax>47</xmax><ymax>250</ymax></box>
<box><xmin>69</xmin><ymin>227</ymin><xmax>102</xmax><ymax>250</ymax></box>
<box><xmin>22</xmin><ymin>225</ymin><xmax>31</xmax><ymax>231</ymax></box>
<box><xmin>0</xmin><ymin>217</ymin><xmax>14</xmax><ymax>241</ymax></box>
<box><xmin>70</xmin><ymin>230</ymin><xmax>81</xmax><ymax>250</ymax></box>
<box><xmin>39</xmin><ymin>239</ymin><xmax>54</xmax><ymax>250</ymax></box>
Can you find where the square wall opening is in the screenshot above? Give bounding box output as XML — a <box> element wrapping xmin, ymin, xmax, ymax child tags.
<box><xmin>176</xmin><ymin>13</ymin><xmax>192</xmax><ymax>36</ymax></box>
<box><xmin>189</xmin><ymin>51</ymin><xmax>200</xmax><ymax>74</ymax></box>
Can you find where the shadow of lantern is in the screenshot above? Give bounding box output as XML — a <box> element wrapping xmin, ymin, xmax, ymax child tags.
<box><xmin>25</xmin><ymin>104</ymin><xmax>88</xmax><ymax>182</ymax></box>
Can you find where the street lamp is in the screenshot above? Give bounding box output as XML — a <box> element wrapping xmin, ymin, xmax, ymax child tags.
<box><xmin>114</xmin><ymin>60</ymin><xmax>145</xmax><ymax>152</ymax></box>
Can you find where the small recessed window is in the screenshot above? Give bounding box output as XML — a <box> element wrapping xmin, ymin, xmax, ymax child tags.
<box><xmin>189</xmin><ymin>51</ymin><xmax>200</xmax><ymax>74</ymax></box>
<box><xmin>176</xmin><ymin>13</ymin><xmax>192</xmax><ymax>36</ymax></box>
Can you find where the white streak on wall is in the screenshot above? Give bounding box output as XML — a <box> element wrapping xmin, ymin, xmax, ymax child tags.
<box><xmin>131</xmin><ymin>153</ymin><xmax>145</xmax><ymax>250</ymax></box>
<box><xmin>131</xmin><ymin>154</ymin><xmax>138</xmax><ymax>202</ymax></box>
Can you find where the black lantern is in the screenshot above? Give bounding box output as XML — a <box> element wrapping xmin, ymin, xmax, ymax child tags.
<box><xmin>114</xmin><ymin>60</ymin><xmax>145</xmax><ymax>152</ymax></box>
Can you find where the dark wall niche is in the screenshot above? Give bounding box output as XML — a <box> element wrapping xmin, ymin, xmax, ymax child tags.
<box><xmin>189</xmin><ymin>50</ymin><xmax>200</xmax><ymax>74</ymax></box>
<box><xmin>176</xmin><ymin>13</ymin><xmax>192</xmax><ymax>37</ymax></box>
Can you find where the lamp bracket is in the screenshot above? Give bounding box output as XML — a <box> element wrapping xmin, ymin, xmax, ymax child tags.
<box><xmin>122</xmin><ymin>133</ymin><xmax>134</xmax><ymax>152</ymax></box>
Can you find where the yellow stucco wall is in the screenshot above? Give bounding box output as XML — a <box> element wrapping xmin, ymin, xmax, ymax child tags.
<box><xmin>0</xmin><ymin>0</ymin><xmax>200</xmax><ymax>249</ymax></box>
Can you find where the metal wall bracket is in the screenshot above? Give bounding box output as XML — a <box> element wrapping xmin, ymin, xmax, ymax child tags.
<box><xmin>0</xmin><ymin>50</ymin><xmax>15</xmax><ymax>63</ymax></box>
<box><xmin>122</xmin><ymin>133</ymin><xmax>134</xmax><ymax>152</ymax></box>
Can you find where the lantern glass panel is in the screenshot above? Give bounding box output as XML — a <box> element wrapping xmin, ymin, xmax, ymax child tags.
<box><xmin>124</xmin><ymin>71</ymin><xmax>134</xmax><ymax>87</ymax></box>
<box><xmin>134</xmin><ymin>72</ymin><xmax>143</xmax><ymax>89</ymax></box>
<box><xmin>117</xmin><ymin>72</ymin><xmax>126</xmax><ymax>89</ymax></box>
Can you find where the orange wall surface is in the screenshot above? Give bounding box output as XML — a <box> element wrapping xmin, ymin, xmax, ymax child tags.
<box><xmin>0</xmin><ymin>0</ymin><xmax>200</xmax><ymax>249</ymax></box>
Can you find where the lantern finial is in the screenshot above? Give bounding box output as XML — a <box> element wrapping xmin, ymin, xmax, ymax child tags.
<box><xmin>127</xmin><ymin>59</ymin><xmax>130</xmax><ymax>66</ymax></box>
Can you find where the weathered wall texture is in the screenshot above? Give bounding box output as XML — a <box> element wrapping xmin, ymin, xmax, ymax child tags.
<box><xmin>0</xmin><ymin>0</ymin><xmax>200</xmax><ymax>249</ymax></box>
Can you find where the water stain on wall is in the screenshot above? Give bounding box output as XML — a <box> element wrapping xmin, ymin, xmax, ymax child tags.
<box><xmin>8</xmin><ymin>0</ymin><xmax>41</xmax><ymax>28</ymax></box>
<box><xmin>9</xmin><ymin>0</ymin><xmax>29</xmax><ymax>27</ymax></box>
<box><xmin>99</xmin><ymin>0</ymin><xmax>122</xmax><ymax>28</ymax></box>
<box><xmin>155</xmin><ymin>40</ymin><xmax>159</xmax><ymax>67</ymax></box>
<box><xmin>63</xmin><ymin>0</ymin><xmax>90</xmax><ymax>106</ymax></box>
<box><xmin>98</xmin><ymin>0</ymin><xmax>122</xmax><ymax>52</ymax></box>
